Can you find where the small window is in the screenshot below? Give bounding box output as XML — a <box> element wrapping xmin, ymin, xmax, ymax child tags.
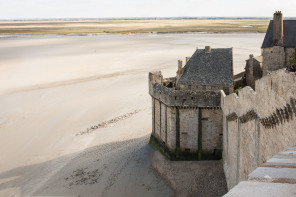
<box><xmin>185</xmin><ymin>148</ymin><xmax>190</xmax><ymax>153</ymax></box>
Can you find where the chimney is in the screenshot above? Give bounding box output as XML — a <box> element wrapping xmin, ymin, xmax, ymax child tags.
<box><xmin>273</xmin><ymin>11</ymin><xmax>283</xmax><ymax>46</ymax></box>
<box><xmin>178</xmin><ymin>60</ymin><xmax>182</xmax><ymax>70</ymax></box>
<box><xmin>176</xmin><ymin>60</ymin><xmax>182</xmax><ymax>79</ymax></box>
<box><xmin>205</xmin><ymin>46</ymin><xmax>211</xmax><ymax>53</ymax></box>
<box><xmin>186</xmin><ymin>56</ymin><xmax>191</xmax><ymax>63</ymax></box>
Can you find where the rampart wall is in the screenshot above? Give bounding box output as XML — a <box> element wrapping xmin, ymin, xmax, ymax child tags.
<box><xmin>221</xmin><ymin>69</ymin><xmax>296</xmax><ymax>189</ymax></box>
<box><xmin>262</xmin><ymin>46</ymin><xmax>295</xmax><ymax>76</ymax></box>
<box><xmin>149</xmin><ymin>72</ymin><xmax>221</xmax><ymax>108</ymax></box>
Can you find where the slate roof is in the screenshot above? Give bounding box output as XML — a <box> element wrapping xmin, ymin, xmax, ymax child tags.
<box><xmin>177</xmin><ymin>48</ymin><xmax>233</xmax><ymax>87</ymax></box>
<box><xmin>262</xmin><ymin>20</ymin><xmax>296</xmax><ymax>48</ymax></box>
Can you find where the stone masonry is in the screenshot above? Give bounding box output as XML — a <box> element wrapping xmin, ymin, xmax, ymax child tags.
<box><xmin>221</xmin><ymin>69</ymin><xmax>296</xmax><ymax>189</ymax></box>
<box><xmin>149</xmin><ymin>47</ymin><xmax>233</xmax><ymax>160</ymax></box>
<box><xmin>261</xmin><ymin>11</ymin><xmax>296</xmax><ymax>76</ymax></box>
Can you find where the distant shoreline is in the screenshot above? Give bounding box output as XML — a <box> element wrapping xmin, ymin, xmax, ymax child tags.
<box><xmin>0</xmin><ymin>32</ymin><xmax>266</xmax><ymax>40</ymax></box>
<box><xmin>0</xmin><ymin>19</ymin><xmax>269</xmax><ymax>34</ymax></box>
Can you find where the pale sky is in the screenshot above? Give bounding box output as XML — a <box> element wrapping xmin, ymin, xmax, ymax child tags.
<box><xmin>0</xmin><ymin>0</ymin><xmax>296</xmax><ymax>19</ymax></box>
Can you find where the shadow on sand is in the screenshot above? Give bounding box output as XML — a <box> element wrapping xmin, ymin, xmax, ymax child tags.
<box><xmin>0</xmin><ymin>135</ymin><xmax>173</xmax><ymax>197</ymax></box>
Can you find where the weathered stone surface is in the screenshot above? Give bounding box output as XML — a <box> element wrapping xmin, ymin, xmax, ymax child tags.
<box><xmin>224</xmin><ymin>120</ymin><xmax>239</xmax><ymax>189</ymax></box>
<box><xmin>222</xmin><ymin>69</ymin><xmax>296</xmax><ymax>189</ymax></box>
<box><xmin>150</xmin><ymin>82</ymin><xmax>221</xmax><ymax>107</ymax></box>
<box><xmin>154</xmin><ymin>99</ymin><xmax>161</xmax><ymax>140</ymax></box>
<box><xmin>160</xmin><ymin>103</ymin><xmax>167</xmax><ymax>143</ymax></box>
<box><xmin>249</xmin><ymin>167</ymin><xmax>296</xmax><ymax>182</ymax></box>
<box><xmin>226</xmin><ymin>146</ymin><xmax>296</xmax><ymax>196</ymax></box>
<box><xmin>262</xmin><ymin>46</ymin><xmax>285</xmax><ymax>76</ymax></box>
<box><xmin>224</xmin><ymin>181</ymin><xmax>296</xmax><ymax>197</ymax></box>
<box><xmin>239</xmin><ymin>119</ymin><xmax>258</xmax><ymax>181</ymax></box>
<box><xmin>148</xmin><ymin>47</ymin><xmax>229</xmax><ymax>159</ymax></box>
<box><xmin>179</xmin><ymin>108</ymin><xmax>198</xmax><ymax>152</ymax></box>
<box><xmin>166</xmin><ymin>107</ymin><xmax>176</xmax><ymax>151</ymax></box>
<box><xmin>201</xmin><ymin>109</ymin><xmax>223</xmax><ymax>151</ymax></box>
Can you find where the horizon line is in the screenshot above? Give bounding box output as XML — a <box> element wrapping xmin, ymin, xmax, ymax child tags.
<box><xmin>0</xmin><ymin>16</ymin><xmax>282</xmax><ymax>21</ymax></box>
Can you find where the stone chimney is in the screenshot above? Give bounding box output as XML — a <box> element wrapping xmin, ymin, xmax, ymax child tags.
<box><xmin>176</xmin><ymin>60</ymin><xmax>182</xmax><ymax>79</ymax></box>
<box><xmin>273</xmin><ymin>11</ymin><xmax>283</xmax><ymax>46</ymax></box>
<box><xmin>186</xmin><ymin>56</ymin><xmax>191</xmax><ymax>64</ymax></box>
<box><xmin>205</xmin><ymin>46</ymin><xmax>211</xmax><ymax>53</ymax></box>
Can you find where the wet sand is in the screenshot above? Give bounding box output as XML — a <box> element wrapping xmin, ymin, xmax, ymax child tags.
<box><xmin>0</xmin><ymin>33</ymin><xmax>264</xmax><ymax>196</ymax></box>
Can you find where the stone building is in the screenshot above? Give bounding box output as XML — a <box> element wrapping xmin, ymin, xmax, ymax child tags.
<box><xmin>244</xmin><ymin>55</ymin><xmax>262</xmax><ymax>90</ymax></box>
<box><xmin>149</xmin><ymin>46</ymin><xmax>233</xmax><ymax>160</ymax></box>
<box><xmin>244</xmin><ymin>11</ymin><xmax>296</xmax><ymax>89</ymax></box>
<box><xmin>261</xmin><ymin>11</ymin><xmax>296</xmax><ymax>76</ymax></box>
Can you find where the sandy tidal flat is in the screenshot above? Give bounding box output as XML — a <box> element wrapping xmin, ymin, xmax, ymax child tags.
<box><xmin>0</xmin><ymin>19</ymin><xmax>269</xmax><ymax>34</ymax></box>
<box><xmin>0</xmin><ymin>33</ymin><xmax>264</xmax><ymax>196</ymax></box>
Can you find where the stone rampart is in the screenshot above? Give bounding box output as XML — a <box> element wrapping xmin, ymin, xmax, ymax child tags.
<box><xmin>150</xmin><ymin>83</ymin><xmax>221</xmax><ymax>107</ymax></box>
<box><xmin>225</xmin><ymin>146</ymin><xmax>296</xmax><ymax>196</ymax></box>
<box><xmin>221</xmin><ymin>69</ymin><xmax>296</xmax><ymax>189</ymax></box>
<box><xmin>149</xmin><ymin>71</ymin><xmax>221</xmax><ymax>108</ymax></box>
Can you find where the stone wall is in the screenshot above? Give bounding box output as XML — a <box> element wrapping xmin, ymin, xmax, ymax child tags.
<box><xmin>262</xmin><ymin>46</ymin><xmax>296</xmax><ymax>76</ymax></box>
<box><xmin>179</xmin><ymin>108</ymin><xmax>199</xmax><ymax>152</ymax></box>
<box><xmin>167</xmin><ymin>107</ymin><xmax>176</xmax><ymax>151</ymax></box>
<box><xmin>201</xmin><ymin>109</ymin><xmax>223</xmax><ymax>151</ymax></box>
<box><xmin>178</xmin><ymin>84</ymin><xmax>233</xmax><ymax>95</ymax></box>
<box><xmin>221</xmin><ymin>69</ymin><xmax>296</xmax><ymax>189</ymax></box>
<box><xmin>150</xmin><ymin>83</ymin><xmax>221</xmax><ymax>108</ymax></box>
<box><xmin>262</xmin><ymin>46</ymin><xmax>285</xmax><ymax>76</ymax></box>
<box><xmin>245</xmin><ymin>55</ymin><xmax>262</xmax><ymax>90</ymax></box>
<box><xmin>285</xmin><ymin>47</ymin><xmax>296</xmax><ymax>66</ymax></box>
<box><xmin>149</xmin><ymin>72</ymin><xmax>222</xmax><ymax>108</ymax></box>
<box><xmin>225</xmin><ymin>146</ymin><xmax>296</xmax><ymax>196</ymax></box>
<box><xmin>154</xmin><ymin>99</ymin><xmax>161</xmax><ymax>140</ymax></box>
<box><xmin>151</xmin><ymin>100</ymin><xmax>223</xmax><ymax>159</ymax></box>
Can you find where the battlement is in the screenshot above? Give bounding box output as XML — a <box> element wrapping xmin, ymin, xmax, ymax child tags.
<box><xmin>221</xmin><ymin>68</ymin><xmax>296</xmax><ymax>189</ymax></box>
<box><xmin>151</xmin><ymin>83</ymin><xmax>221</xmax><ymax>107</ymax></box>
<box><xmin>222</xmin><ymin>69</ymin><xmax>296</xmax><ymax>117</ymax></box>
<box><xmin>149</xmin><ymin>71</ymin><xmax>221</xmax><ymax>107</ymax></box>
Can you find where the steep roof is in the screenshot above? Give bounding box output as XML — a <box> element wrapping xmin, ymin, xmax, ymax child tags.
<box><xmin>262</xmin><ymin>20</ymin><xmax>296</xmax><ymax>48</ymax></box>
<box><xmin>177</xmin><ymin>48</ymin><xmax>233</xmax><ymax>87</ymax></box>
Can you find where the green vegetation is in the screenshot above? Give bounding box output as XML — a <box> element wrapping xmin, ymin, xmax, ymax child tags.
<box><xmin>288</xmin><ymin>53</ymin><xmax>296</xmax><ymax>68</ymax></box>
<box><xmin>149</xmin><ymin>136</ymin><xmax>170</xmax><ymax>160</ymax></box>
<box><xmin>150</xmin><ymin>135</ymin><xmax>222</xmax><ymax>161</ymax></box>
<box><xmin>235</xmin><ymin>87</ymin><xmax>242</xmax><ymax>94</ymax></box>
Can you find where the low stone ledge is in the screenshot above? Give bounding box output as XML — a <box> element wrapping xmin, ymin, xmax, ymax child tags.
<box><xmin>225</xmin><ymin>146</ymin><xmax>296</xmax><ymax>196</ymax></box>
<box><xmin>223</xmin><ymin>181</ymin><xmax>296</xmax><ymax>197</ymax></box>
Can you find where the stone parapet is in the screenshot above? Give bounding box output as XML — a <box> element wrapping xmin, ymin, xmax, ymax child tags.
<box><xmin>150</xmin><ymin>83</ymin><xmax>221</xmax><ymax>107</ymax></box>
<box><xmin>221</xmin><ymin>68</ymin><xmax>296</xmax><ymax>190</ymax></box>
<box><xmin>224</xmin><ymin>146</ymin><xmax>296</xmax><ymax>197</ymax></box>
<box><xmin>222</xmin><ymin>69</ymin><xmax>296</xmax><ymax>119</ymax></box>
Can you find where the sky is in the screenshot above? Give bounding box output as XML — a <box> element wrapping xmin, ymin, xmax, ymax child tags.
<box><xmin>0</xmin><ymin>0</ymin><xmax>296</xmax><ymax>19</ymax></box>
